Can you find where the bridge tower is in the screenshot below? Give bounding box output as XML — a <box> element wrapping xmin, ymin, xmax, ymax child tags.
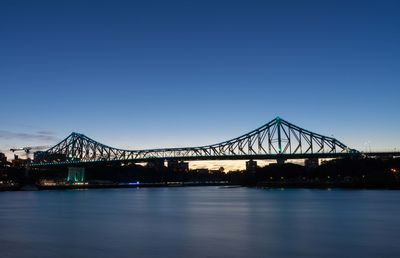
<box><xmin>277</xmin><ymin>117</ymin><xmax>282</xmax><ymax>154</ymax></box>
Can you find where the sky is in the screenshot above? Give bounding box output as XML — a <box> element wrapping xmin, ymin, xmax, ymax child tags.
<box><xmin>1</xmin><ymin>0</ymin><xmax>400</xmax><ymax>169</ymax></box>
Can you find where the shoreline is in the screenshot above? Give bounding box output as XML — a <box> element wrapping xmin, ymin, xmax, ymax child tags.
<box><xmin>2</xmin><ymin>181</ymin><xmax>400</xmax><ymax>191</ymax></box>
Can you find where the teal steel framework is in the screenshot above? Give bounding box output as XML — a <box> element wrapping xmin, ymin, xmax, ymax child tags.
<box><xmin>32</xmin><ymin>117</ymin><xmax>358</xmax><ymax>167</ymax></box>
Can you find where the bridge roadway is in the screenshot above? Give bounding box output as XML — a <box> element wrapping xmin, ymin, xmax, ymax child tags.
<box><xmin>363</xmin><ymin>152</ymin><xmax>400</xmax><ymax>158</ymax></box>
<box><xmin>30</xmin><ymin>152</ymin><xmax>400</xmax><ymax>167</ymax></box>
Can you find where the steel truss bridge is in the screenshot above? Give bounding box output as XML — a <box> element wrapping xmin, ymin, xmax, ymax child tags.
<box><xmin>32</xmin><ymin>117</ymin><xmax>358</xmax><ymax>167</ymax></box>
<box><xmin>32</xmin><ymin>117</ymin><xmax>360</xmax><ymax>167</ymax></box>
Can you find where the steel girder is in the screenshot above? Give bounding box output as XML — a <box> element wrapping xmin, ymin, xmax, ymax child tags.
<box><xmin>33</xmin><ymin>117</ymin><xmax>356</xmax><ymax>165</ymax></box>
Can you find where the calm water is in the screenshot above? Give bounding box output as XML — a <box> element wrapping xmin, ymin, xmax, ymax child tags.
<box><xmin>1</xmin><ymin>187</ymin><xmax>400</xmax><ymax>258</ymax></box>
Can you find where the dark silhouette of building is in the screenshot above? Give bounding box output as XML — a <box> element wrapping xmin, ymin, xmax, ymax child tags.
<box><xmin>0</xmin><ymin>153</ymin><xmax>7</xmax><ymax>167</ymax></box>
<box><xmin>246</xmin><ymin>160</ymin><xmax>257</xmax><ymax>173</ymax></box>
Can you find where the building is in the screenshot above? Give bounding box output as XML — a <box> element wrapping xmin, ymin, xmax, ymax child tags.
<box><xmin>0</xmin><ymin>153</ymin><xmax>7</xmax><ymax>167</ymax></box>
<box><xmin>146</xmin><ymin>159</ymin><xmax>165</xmax><ymax>170</ymax></box>
<box><xmin>305</xmin><ymin>158</ymin><xmax>319</xmax><ymax>169</ymax></box>
<box><xmin>168</xmin><ymin>160</ymin><xmax>189</xmax><ymax>173</ymax></box>
<box><xmin>246</xmin><ymin>160</ymin><xmax>257</xmax><ymax>173</ymax></box>
<box><xmin>11</xmin><ymin>155</ymin><xmax>31</xmax><ymax>168</ymax></box>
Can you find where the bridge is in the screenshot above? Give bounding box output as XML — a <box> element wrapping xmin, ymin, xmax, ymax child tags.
<box><xmin>32</xmin><ymin>117</ymin><xmax>359</xmax><ymax>168</ymax></box>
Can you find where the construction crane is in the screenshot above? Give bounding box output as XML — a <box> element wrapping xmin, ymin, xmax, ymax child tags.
<box><xmin>10</xmin><ymin>146</ymin><xmax>49</xmax><ymax>154</ymax></box>
<box><xmin>10</xmin><ymin>146</ymin><xmax>50</xmax><ymax>159</ymax></box>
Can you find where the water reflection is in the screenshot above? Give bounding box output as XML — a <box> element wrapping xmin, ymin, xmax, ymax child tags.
<box><xmin>1</xmin><ymin>188</ymin><xmax>400</xmax><ymax>258</ymax></box>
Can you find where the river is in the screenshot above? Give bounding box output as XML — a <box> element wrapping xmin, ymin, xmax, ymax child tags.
<box><xmin>1</xmin><ymin>187</ymin><xmax>399</xmax><ymax>258</ymax></box>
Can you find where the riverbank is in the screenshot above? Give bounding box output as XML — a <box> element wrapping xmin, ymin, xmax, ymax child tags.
<box><xmin>2</xmin><ymin>181</ymin><xmax>400</xmax><ymax>191</ymax></box>
<box><xmin>257</xmin><ymin>181</ymin><xmax>400</xmax><ymax>190</ymax></box>
<box><xmin>0</xmin><ymin>181</ymin><xmax>233</xmax><ymax>191</ymax></box>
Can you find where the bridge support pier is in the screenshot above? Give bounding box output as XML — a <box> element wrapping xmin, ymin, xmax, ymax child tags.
<box><xmin>67</xmin><ymin>167</ymin><xmax>85</xmax><ymax>182</ymax></box>
<box><xmin>276</xmin><ymin>157</ymin><xmax>286</xmax><ymax>165</ymax></box>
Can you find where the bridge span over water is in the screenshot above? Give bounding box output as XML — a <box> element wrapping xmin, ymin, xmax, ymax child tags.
<box><xmin>32</xmin><ymin>117</ymin><xmax>361</xmax><ymax>167</ymax></box>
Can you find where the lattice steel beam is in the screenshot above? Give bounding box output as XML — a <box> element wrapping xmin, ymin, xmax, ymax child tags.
<box><xmin>32</xmin><ymin>117</ymin><xmax>357</xmax><ymax>166</ymax></box>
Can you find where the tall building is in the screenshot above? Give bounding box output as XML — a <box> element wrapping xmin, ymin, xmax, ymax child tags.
<box><xmin>246</xmin><ymin>160</ymin><xmax>257</xmax><ymax>173</ymax></box>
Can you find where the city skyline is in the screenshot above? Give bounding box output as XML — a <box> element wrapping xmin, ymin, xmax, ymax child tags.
<box><xmin>1</xmin><ymin>0</ymin><xmax>400</xmax><ymax>167</ymax></box>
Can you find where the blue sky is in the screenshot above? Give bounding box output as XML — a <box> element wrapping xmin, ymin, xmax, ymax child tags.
<box><xmin>1</xmin><ymin>0</ymin><xmax>400</xmax><ymax>165</ymax></box>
